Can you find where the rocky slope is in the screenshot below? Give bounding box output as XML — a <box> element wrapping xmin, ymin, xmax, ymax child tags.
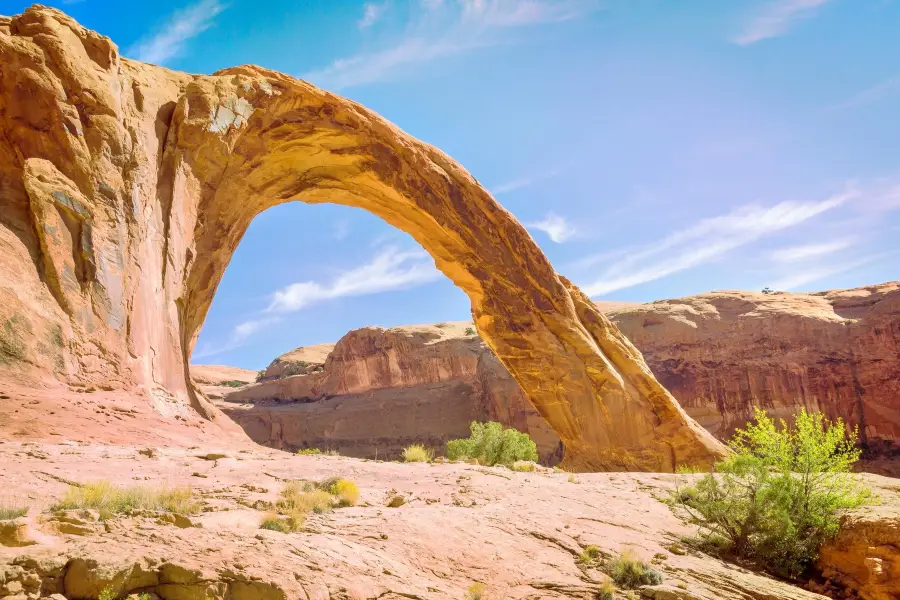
<box><xmin>197</xmin><ymin>282</ymin><xmax>900</xmax><ymax>470</ymax></box>
<box><xmin>2</xmin><ymin>441</ymin><xmax>898</xmax><ymax>600</ymax></box>
<box><xmin>0</xmin><ymin>4</ymin><xmax>722</xmax><ymax>472</ymax></box>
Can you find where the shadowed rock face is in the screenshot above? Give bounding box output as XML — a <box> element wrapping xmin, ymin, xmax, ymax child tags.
<box><xmin>0</xmin><ymin>5</ymin><xmax>723</xmax><ymax>471</ymax></box>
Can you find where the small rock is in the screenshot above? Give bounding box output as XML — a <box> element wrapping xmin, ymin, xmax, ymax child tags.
<box><xmin>0</xmin><ymin>519</ymin><xmax>37</xmax><ymax>547</ymax></box>
<box><xmin>386</xmin><ymin>496</ymin><xmax>406</xmax><ymax>508</ymax></box>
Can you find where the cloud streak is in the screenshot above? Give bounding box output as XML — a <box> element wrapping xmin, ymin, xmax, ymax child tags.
<box><xmin>822</xmin><ymin>75</ymin><xmax>900</xmax><ymax>113</ymax></box>
<box><xmin>527</xmin><ymin>212</ymin><xmax>576</xmax><ymax>243</ymax></box>
<box><xmin>303</xmin><ymin>0</ymin><xmax>597</xmax><ymax>90</ymax></box>
<box><xmin>732</xmin><ymin>0</ymin><xmax>830</xmax><ymax>46</ymax></box>
<box><xmin>769</xmin><ymin>253</ymin><xmax>893</xmax><ymax>291</ymax></box>
<box><xmin>491</xmin><ymin>168</ymin><xmax>561</xmax><ymax>195</ymax></box>
<box><xmin>269</xmin><ymin>246</ymin><xmax>442</xmax><ymax>312</ymax></box>
<box><xmin>193</xmin><ymin>247</ymin><xmax>441</xmax><ymax>358</ymax></box>
<box><xmin>127</xmin><ymin>0</ymin><xmax>225</xmax><ymax>65</ymax></box>
<box><xmin>768</xmin><ymin>240</ymin><xmax>853</xmax><ymax>263</ymax></box>
<box><xmin>581</xmin><ymin>189</ymin><xmax>854</xmax><ymax>296</ymax></box>
<box><xmin>359</xmin><ymin>2</ymin><xmax>389</xmax><ymax>29</ymax></box>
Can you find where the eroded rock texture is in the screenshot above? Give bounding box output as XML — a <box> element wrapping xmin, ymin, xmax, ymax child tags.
<box><xmin>202</xmin><ymin>284</ymin><xmax>900</xmax><ymax>470</ymax></box>
<box><xmin>0</xmin><ymin>6</ymin><xmax>723</xmax><ymax>471</ymax></box>
<box><xmin>608</xmin><ymin>283</ymin><xmax>900</xmax><ymax>450</ymax></box>
<box><xmin>202</xmin><ymin>322</ymin><xmax>562</xmax><ymax>462</ymax></box>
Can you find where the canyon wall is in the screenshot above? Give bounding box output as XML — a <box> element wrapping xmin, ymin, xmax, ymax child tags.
<box><xmin>199</xmin><ymin>282</ymin><xmax>900</xmax><ymax>467</ymax></box>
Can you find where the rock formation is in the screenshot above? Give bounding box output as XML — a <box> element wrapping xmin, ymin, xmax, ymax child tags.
<box><xmin>0</xmin><ymin>5</ymin><xmax>723</xmax><ymax>471</ymax></box>
<box><xmin>200</xmin><ymin>283</ymin><xmax>900</xmax><ymax>471</ymax></box>
<box><xmin>198</xmin><ymin>322</ymin><xmax>562</xmax><ymax>461</ymax></box>
<box><xmin>607</xmin><ymin>282</ymin><xmax>900</xmax><ymax>453</ymax></box>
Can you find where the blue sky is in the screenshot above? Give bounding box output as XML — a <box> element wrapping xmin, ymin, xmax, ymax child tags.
<box><xmin>5</xmin><ymin>0</ymin><xmax>899</xmax><ymax>368</ymax></box>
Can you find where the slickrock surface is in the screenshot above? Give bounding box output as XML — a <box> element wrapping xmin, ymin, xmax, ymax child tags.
<box><xmin>0</xmin><ymin>4</ymin><xmax>722</xmax><ymax>472</ymax></box>
<box><xmin>3</xmin><ymin>442</ymin><xmax>897</xmax><ymax>600</ymax></box>
<box><xmin>199</xmin><ymin>322</ymin><xmax>562</xmax><ymax>462</ymax></box>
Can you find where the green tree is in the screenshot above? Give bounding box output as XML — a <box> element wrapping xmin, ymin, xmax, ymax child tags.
<box><xmin>677</xmin><ymin>408</ymin><xmax>870</xmax><ymax>578</ymax></box>
<box><xmin>446</xmin><ymin>421</ymin><xmax>538</xmax><ymax>467</ymax></box>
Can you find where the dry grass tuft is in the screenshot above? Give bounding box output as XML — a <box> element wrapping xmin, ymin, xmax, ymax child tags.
<box><xmin>53</xmin><ymin>481</ymin><xmax>200</xmax><ymax>517</ymax></box>
<box><xmin>402</xmin><ymin>444</ymin><xmax>433</xmax><ymax>463</ymax></box>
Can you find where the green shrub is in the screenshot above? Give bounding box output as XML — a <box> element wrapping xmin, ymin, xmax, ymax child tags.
<box><xmin>676</xmin><ymin>408</ymin><xmax>870</xmax><ymax>578</ymax></box>
<box><xmin>464</xmin><ymin>327</ymin><xmax>476</xmax><ymax>336</ymax></box>
<box><xmin>219</xmin><ymin>380</ymin><xmax>248</xmax><ymax>388</ymax></box>
<box><xmin>606</xmin><ymin>550</ymin><xmax>662</xmax><ymax>588</ymax></box>
<box><xmin>98</xmin><ymin>586</ymin><xmax>117</xmax><ymax>600</ymax></box>
<box><xmin>297</xmin><ymin>448</ymin><xmax>321</xmax><ymax>455</ymax></box>
<box><xmin>53</xmin><ymin>481</ymin><xmax>200</xmax><ymax>516</ymax></box>
<box><xmin>464</xmin><ymin>583</ymin><xmax>487</xmax><ymax>600</ymax></box>
<box><xmin>402</xmin><ymin>444</ymin><xmax>433</xmax><ymax>463</ymax></box>
<box><xmin>324</xmin><ymin>478</ymin><xmax>360</xmax><ymax>507</ymax></box>
<box><xmin>446</xmin><ymin>421</ymin><xmax>538</xmax><ymax>467</ymax></box>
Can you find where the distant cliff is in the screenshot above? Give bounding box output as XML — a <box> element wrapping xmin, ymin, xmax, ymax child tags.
<box><xmin>193</xmin><ymin>282</ymin><xmax>900</xmax><ymax>471</ymax></box>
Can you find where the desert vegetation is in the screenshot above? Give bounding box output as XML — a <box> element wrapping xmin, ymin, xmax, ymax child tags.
<box><xmin>219</xmin><ymin>379</ymin><xmax>248</xmax><ymax>388</ymax></box>
<box><xmin>0</xmin><ymin>501</ymin><xmax>27</xmax><ymax>520</ymax></box>
<box><xmin>52</xmin><ymin>481</ymin><xmax>200</xmax><ymax>517</ymax></box>
<box><xmin>674</xmin><ymin>408</ymin><xmax>870</xmax><ymax>578</ymax></box>
<box><xmin>446</xmin><ymin>421</ymin><xmax>538</xmax><ymax>467</ymax></box>
<box><xmin>402</xmin><ymin>444</ymin><xmax>433</xmax><ymax>462</ymax></box>
<box><xmin>260</xmin><ymin>477</ymin><xmax>359</xmax><ymax>533</ymax></box>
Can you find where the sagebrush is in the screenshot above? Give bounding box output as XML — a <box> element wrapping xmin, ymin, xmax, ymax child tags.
<box><xmin>446</xmin><ymin>421</ymin><xmax>538</xmax><ymax>467</ymax></box>
<box><xmin>675</xmin><ymin>408</ymin><xmax>870</xmax><ymax>578</ymax></box>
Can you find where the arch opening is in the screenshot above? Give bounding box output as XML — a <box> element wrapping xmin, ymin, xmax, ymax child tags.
<box><xmin>0</xmin><ymin>8</ymin><xmax>724</xmax><ymax>471</ymax></box>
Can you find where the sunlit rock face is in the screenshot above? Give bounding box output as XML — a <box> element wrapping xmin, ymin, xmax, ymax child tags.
<box><xmin>0</xmin><ymin>5</ymin><xmax>723</xmax><ymax>471</ymax></box>
<box><xmin>607</xmin><ymin>283</ymin><xmax>900</xmax><ymax>457</ymax></box>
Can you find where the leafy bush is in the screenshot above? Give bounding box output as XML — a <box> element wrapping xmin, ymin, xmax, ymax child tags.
<box><xmin>464</xmin><ymin>327</ymin><xmax>477</xmax><ymax>336</ymax></box>
<box><xmin>219</xmin><ymin>380</ymin><xmax>248</xmax><ymax>388</ymax></box>
<box><xmin>98</xmin><ymin>586</ymin><xmax>118</xmax><ymax>600</ymax></box>
<box><xmin>676</xmin><ymin>408</ymin><xmax>870</xmax><ymax>578</ymax></box>
<box><xmin>606</xmin><ymin>550</ymin><xmax>663</xmax><ymax>588</ymax></box>
<box><xmin>402</xmin><ymin>444</ymin><xmax>433</xmax><ymax>463</ymax></box>
<box><xmin>446</xmin><ymin>421</ymin><xmax>538</xmax><ymax>467</ymax></box>
<box><xmin>53</xmin><ymin>481</ymin><xmax>200</xmax><ymax>516</ymax></box>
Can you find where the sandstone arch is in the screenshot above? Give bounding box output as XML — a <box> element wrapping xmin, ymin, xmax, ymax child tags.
<box><xmin>0</xmin><ymin>6</ymin><xmax>724</xmax><ymax>471</ymax></box>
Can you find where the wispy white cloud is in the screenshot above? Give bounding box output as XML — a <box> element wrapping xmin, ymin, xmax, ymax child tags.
<box><xmin>768</xmin><ymin>239</ymin><xmax>853</xmax><ymax>263</ymax></box>
<box><xmin>303</xmin><ymin>0</ymin><xmax>597</xmax><ymax>90</ymax></box>
<box><xmin>581</xmin><ymin>189</ymin><xmax>854</xmax><ymax>296</ymax></box>
<box><xmin>269</xmin><ymin>246</ymin><xmax>441</xmax><ymax>312</ymax></box>
<box><xmin>822</xmin><ymin>75</ymin><xmax>900</xmax><ymax>113</ymax></box>
<box><xmin>732</xmin><ymin>0</ymin><xmax>830</xmax><ymax>46</ymax></box>
<box><xmin>527</xmin><ymin>212</ymin><xmax>577</xmax><ymax>243</ymax></box>
<box><xmin>192</xmin><ymin>316</ymin><xmax>281</xmax><ymax>359</ymax></box>
<box><xmin>193</xmin><ymin>246</ymin><xmax>441</xmax><ymax>357</ymax></box>
<box><xmin>491</xmin><ymin>168</ymin><xmax>561</xmax><ymax>195</ymax></box>
<box><xmin>127</xmin><ymin>0</ymin><xmax>225</xmax><ymax>65</ymax></box>
<box><xmin>359</xmin><ymin>2</ymin><xmax>390</xmax><ymax>29</ymax></box>
<box><xmin>769</xmin><ymin>253</ymin><xmax>893</xmax><ymax>291</ymax></box>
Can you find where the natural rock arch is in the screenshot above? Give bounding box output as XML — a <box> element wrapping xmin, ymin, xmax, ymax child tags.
<box><xmin>0</xmin><ymin>6</ymin><xmax>724</xmax><ymax>471</ymax></box>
